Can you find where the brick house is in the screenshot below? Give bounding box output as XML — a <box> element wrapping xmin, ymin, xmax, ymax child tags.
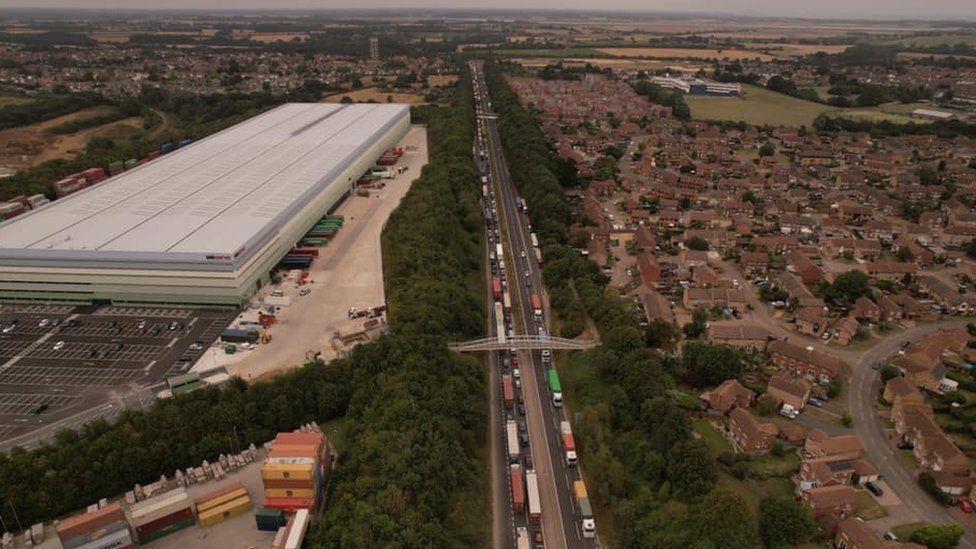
<box><xmin>768</xmin><ymin>340</ymin><xmax>845</xmax><ymax>383</ymax></box>
<box><xmin>766</xmin><ymin>373</ymin><xmax>812</xmax><ymax>411</ymax></box>
<box><xmin>706</xmin><ymin>379</ymin><xmax>756</xmax><ymax>413</ymax></box>
<box><xmin>801</xmin><ymin>485</ymin><xmax>856</xmax><ymax>519</ymax></box>
<box><xmin>727</xmin><ymin>407</ymin><xmax>778</xmax><ymax>455</ymax></box>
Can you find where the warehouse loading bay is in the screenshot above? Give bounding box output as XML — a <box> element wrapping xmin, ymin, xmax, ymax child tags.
<box><xmin>0</xmin><ymin>304</ymin><xmax>235</xmax><ymax>446</ymax></box>
<box><xmin>193</xmin><ymin>125</ymin><xmax>428</xmax><ymax>382</ymax></box>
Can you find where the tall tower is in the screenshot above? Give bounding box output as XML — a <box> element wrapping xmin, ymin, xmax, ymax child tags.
<box><xmin>369</xmin><ymin>37</ymin><xmax>379</xmax><ymax>60</ymax></box>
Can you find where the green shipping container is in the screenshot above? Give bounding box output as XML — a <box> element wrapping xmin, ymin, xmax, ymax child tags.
<box><xmin>124</xmin><ymin>159</ymin><xmax>137</xmax><ymax>169</ymax></box>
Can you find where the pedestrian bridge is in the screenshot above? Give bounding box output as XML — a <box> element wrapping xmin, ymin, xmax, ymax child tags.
<box><xmin>448</xmin><ymin>335</ymin><xmax>597</xmax><ymax>352</ymax></box>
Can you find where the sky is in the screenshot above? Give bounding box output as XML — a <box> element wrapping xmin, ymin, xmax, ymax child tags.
<box><xmin>0</xmin><ymin>1</ymin><xmax>973</xmax><ymax>20</ymax></box>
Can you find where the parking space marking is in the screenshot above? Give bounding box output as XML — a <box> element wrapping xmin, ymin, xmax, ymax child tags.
<box><xmin>0</xmin><ymin>366</ymin><xmax>141</xmax><ymax>387</ymax></box>
<box><xmin>0</xmin><ymin>393</ymin><xmax>78</xmax><ymax>415</ymax></box>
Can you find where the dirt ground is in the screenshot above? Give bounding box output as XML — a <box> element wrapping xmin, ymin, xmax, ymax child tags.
<box><xmin>191</xmin><ymin>125</ymin><xmax>429</xmax><ymax>382</ymax></box>
<box><xmin>0</xmin><ymin>106</ymin><xmax>142</xmax><ymax>170</ymax></box>
<box><xmin>596</xmin><ymin>47</ymin><xmax>777</xmax><ymax>62</ymax></box>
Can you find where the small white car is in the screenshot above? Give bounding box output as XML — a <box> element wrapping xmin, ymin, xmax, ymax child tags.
<box><xmin>53</xmin><ymin>341</ymin><xmax>65</xmax><ymax>351</ymax></box>
<box><xmin>38</xmin><ymin>319</ymin><xmax>49</xmax><ymax>328</ymax></box>
<box><xmin>300</xmin><ymin>287</ymin><xmax>311</xmax><ymax>296</ymax></box>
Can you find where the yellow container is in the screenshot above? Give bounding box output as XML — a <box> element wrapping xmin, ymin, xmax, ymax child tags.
<box><xmin>264</xmin><ymin>488</ymin><xmax>317</xmax><ymax>500</ymax></box>
<box><xmin>196</xmin><ymin>488</ymin><xmax>248</xmax><ymax>514</ymax></box>
<box><xmin>261</xmin><ymin>463</ymin><xmax>314</xmax><ymax>481</ymax></box>
<box><xmin>198</xmin><ymin>497</ymin><xmax>252</xmax><ymax>528</ymax></box>
<box><xmin>574</xmin><ymin>480</ymin><xmax>588</xmax><ymax>501</ymax></box>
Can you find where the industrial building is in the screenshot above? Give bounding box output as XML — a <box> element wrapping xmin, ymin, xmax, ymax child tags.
<box><xmin>0</xmin><ymin>103</ymin><xmax>410</xmax><ymax>306</ymax></box>
<box><xmin>651</xmin><ymin>75</ymin><xmax>741</xmax><ymax>96</ymax></box>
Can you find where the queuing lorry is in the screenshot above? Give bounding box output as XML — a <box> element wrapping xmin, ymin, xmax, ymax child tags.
<box><xmin>526</xmin><ymin>470</ymin><xmax>541</xmax><ymax>524</ymax></box>
<box><xmin>495</xmin><ymin>243</ymin><xmax>504</xmax><ymax>261</ymax></box>
<box><xmin>492</xmin><ymin>278</ymin><xmax>502</xmax><ymax>300</ymax></box>
<box><xmin>530</xmin><ymin>233</ymin><xmax>539</xmax><ymax>248</ymax></box>
<box><xmin>511</xmin><ymin>464</ymin><xmax>525</xmax><ymax>514</ymax></box>
<box><xmin>534</xmin><ymin>248</ymin><xmax>544</xmax><ymax>268</ymax></box>
<box><xmin>516</xmin><ymin>527</ymin><xmax>530</xmax><ymax>549</ymax></box>
<box><xmin>531</xmin><ymin>294</ymin><xmax>542</xmax><ymax>319</ymax></box>
<box><xmin>506</xmin><ymin>420</ymin><xmax>520</xmax><ymax>463</ymax></box>
<box><xmin>548</xmin><ymin>369</ymin><xmax>564</xmax><ymax>407</ymax></box>
<box><xmin>560</xmin><ymin>421</ymin><xmax>578</xmax><ymax>467</ymax></box>
<box><xmin>503</xmin><ymin>291</ymin><xmax>512</xmax><ymax>312</ymax></box>
<box><xmin>574</xmin><ymin>481</ymin><xmax>597</xmax><ymax>539</ymax></box>
<box><xmin>495</xmin><ymin>303</ymin><xmax>507</xmax><ymax>345</ymax></box>
<box><xmin>502</xmin><ymin>375</ymin><xmax>514</xmax><ymax>409</ymax></box>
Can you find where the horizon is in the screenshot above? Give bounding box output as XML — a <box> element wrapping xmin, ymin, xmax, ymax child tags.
<box><xmin>0</xmin><ymin>3</ymin><xmax>974</xmax><ymax>22</ymax></box>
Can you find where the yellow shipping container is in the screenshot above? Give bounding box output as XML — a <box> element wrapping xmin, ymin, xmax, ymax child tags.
<box><xmin>198</xmin><ymin>496</ymin><xmax>252</xmax><ymax>528</ymax></box>
<box><xmin>196</xmin><ymin>488</ymin><xmax>249</xmax><ymax>514</ymax></box>
<box><xmin>264</xmin><ymin>488</ymin><xmax>317</xmax><ymax>499</ymax></box>
<box><xmin>574</xmin><ymin>480</ymin><xmax>588</xmax><ymax>501</ymax></box>
<box><xmin>262</xmin><ymin>463</ymin><xmax>314</xmax><ymax>481</ymax></box>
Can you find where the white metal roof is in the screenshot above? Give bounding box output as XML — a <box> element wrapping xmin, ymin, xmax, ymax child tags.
<box><xmin>0</xmin><ymin>103</ymin><xmax>407</xmax><ymax>262</ymax></box>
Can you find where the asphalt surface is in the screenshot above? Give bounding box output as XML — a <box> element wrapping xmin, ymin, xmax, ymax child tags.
<box><xmin>0</xmin><ymin>304</ymin><xmax>235</xmax><ymax>451</ymax></box>
<box><xmin>473</xmin><ymin>60</ymin><xmax>595</xmax><ymax>549</ymax></box>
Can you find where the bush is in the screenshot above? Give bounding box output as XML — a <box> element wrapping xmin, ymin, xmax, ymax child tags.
<box><xmin>910</xmin><ymin>524</ymin><xmax>965</xmax><ymax>549</ymax></box>
<box><xmin>918</xmin><ymin>472</ymin><xmax>955</xmax><ymax>505</ymax></box>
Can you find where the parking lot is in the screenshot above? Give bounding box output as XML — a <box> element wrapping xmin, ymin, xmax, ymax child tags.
<box><xmin>0</xmin><ymin>304</ymin><xmax>235</xmax><ymax>445</ymax></box>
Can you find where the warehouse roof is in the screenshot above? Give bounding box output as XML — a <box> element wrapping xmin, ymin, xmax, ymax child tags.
<box><xmin>0</xmin><ymin>103</ymin><xmax>408</xmax><ymax>266</ymax></box>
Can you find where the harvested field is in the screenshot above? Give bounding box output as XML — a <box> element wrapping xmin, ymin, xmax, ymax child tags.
<box><xmin>596</xmin><ymin>47</ymin><xmax>776</xmax><ymax>61</ymax></box>
<box><xmin>249</xmin><ymin>32</ymin><xmax>309</xmax><ymax>43</ymax></box>
<box><xmin>740</xmin><ymin>42</ymin><xmax>852</xmax><ymax>56</ymax></box>
<box><xmin>0</xmin><ymin>95</ymin><xmax>33</xmax><ymax>108</ymax></box>
<box><xmin>321</xmin><ymin>87</ymin><xmax>425</xmax><ymax>105</ymax></box>
<box><xmin>428</xmin><ymin>74</ymin><xmax>459</xmax><ymax>87</ymax></box>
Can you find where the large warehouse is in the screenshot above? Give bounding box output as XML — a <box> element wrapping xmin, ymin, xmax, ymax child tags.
<box><xmin>0</xmin><ymin>103</ymin><xmax>410</xmax><ymax>306</ymax></box>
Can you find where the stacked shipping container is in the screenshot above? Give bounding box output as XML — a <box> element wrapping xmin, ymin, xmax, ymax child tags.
<box><xmin>271</xmin><ymin>508</ymin><xmax>310</xmax><ymax>549</ymax></box>
<box><xmin>261</xmin><ymin>432</ymin><xmax>332</xmax><ymax>514</ymax></box>
<box><xmin>55</xmin><ymin>502</ymin><xmax>133</xmax><ymax>549</ymax></box>
<box><xmin>127</xmin><ymin>488</ymin><xmax>194</xmax><ymax>544</ymax></box>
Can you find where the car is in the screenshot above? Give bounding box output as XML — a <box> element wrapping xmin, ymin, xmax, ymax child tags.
<box><xmin>240</xmin><ymin>342</ymin><xmax>253</xmax><ymax>349</ymax></box>
<box><xmin>33</xmin><ymin>403</ymin><xmax>49</xmax><ymax>415</ymax></box>
<box><xmin>883</xmin><ymin>532</ymin><xmax>898</xmax><ymax>541</ymax></box>
<box><xmin>511</xmin><ymin>356</ymin><xmax>519</xmax><ymax>366</ymax></box>
<box><xmin>38</xmin><ymin>318</ymin><xmax>49</xmax><ymax>328</ymax></box>
<box><xmin>865</xmin><ymin>482</ymin><xmax>883</xmax><ymax>497</ymax></box>
<box><xmin>168</xmin><ymin>321</ymin><xmax>178</xmax><ymax>330</ymax></box>
<box><xmin>807</xmin><ymin>397</ymin><xmax>824</xmax><ymax>408</ymax></box>
<box><xmin>519</xmin><ymin>431</ymin><xmax>529</xmax><ymax>447</ymax></box>
<box><xmin>897</xmin><ymin>441</ymin><xmax>915</xmax><ymax>450</ymax></box>
<box><xmin>518</xmin><ymin>420</ymin><xmax>527</xmax><ymax>433</ymax></box>
<box><xmin>189</xmin><ymin>342</ymin><xmax>204</xmax><ymax>351</ymax></box>
<box><xmin>871</xmin><ymin>362</ymin><xmax>882</xmax><ymax>370</ymax></box>
<box><xmin>300</xmin><ymin>287</ymin><xmax>311</xmax><ymax>296</ymax></box>
<box><xmin>52</xmin><ymin>341</ymin><xmax>65</xmax><ymax>351</ymax></box>
<box><xmin>517</xmin><ymin>393</ymin><xmax>524</xmax><ymax>404</ymax></box>
<box><xmin>524</xmin><ymin>270</ymin><xmax>531</xmax><ymax>278</ymax></box>
<box><xmin>88</xmin><ymin>348</ymin><xmax>98</xmax><ymax>358</ymax></box>
<box><xmin>515</xmin><ymin>378</ymin><xmax>522</xmax><ymax>390</ymax></box>
<box><xmin>524</xmin><ymin>453</ymin><xmax>533</xmax><ymax>469</ymax></box>
<box><xmin>534</xmin><ymin>530</ymin><xmax>544</xmax><ymax>547</ymax></box>
<box><xmin>526</xmin><ymin>278</ymin><xmax>531</xmax><ymax>287</ymax></box>
<box><xmin>520</xmin><ymin>250</ymin><xmax>526</xmax><ymax>258</ymax></box>
<box><xmin>513</xmin><ymin>368</ymin><xmax>520</xmax><ymax>379</ymax></box>
<box><xmin>114</xmin><ymin>343</ymin><xmax>124</xmax><ymax>351</ymax></box>
<box><xmin>2</xmin><ymin>325</ymin><xmax>13</xmax><ymax>333</ymax></box>
<box><xmin>960</xmin><ymin>498</ymin><xmax>974</xmax><ymax>513</ymax></box>
<box><xmin>270</xmin><ymin>290</ymin><xmax>285</xmax><ymax>297</ymax></box>
<box><xmin>518</xmin><ymin>404</ymin><xmax>525</xmax><ymax>416</ymax></box>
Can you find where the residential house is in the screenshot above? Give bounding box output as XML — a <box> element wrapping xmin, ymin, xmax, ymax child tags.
<box><xmin>766</xmin><ymin>373</ymin><xmax>812</xmax><ymax>411</ymax></box>
<box><xmin>636</xmin><ymin>251</ymin><xmax>662</xmax><ymax>288</ymax></box>
<box><xmin>706</xmin><ymin>379</ymin><xmax>756</xmax><ymax>413</ymax></box>
<box><xmin>804</xmin><ymin>429</ymin><xmax>863</xmax><ymax>458</ymax></box>
<box><xmin>640</xmin><ymin>289</ymin><xmax>675</xmax><ymax>324</ymax></box>
<box><xmin>852</xmin><ymin>297</ymin><xmax>881</xmax><ymax>323</ymax></box>
<box><xmin>683</xmin><ymin>288</ymin><xmax>749</xmax><ymax>313</ymax></box>
<box><xmin>795</xmin><ymin>306</ymin><xmax>828</xmax><ymax>337</ymax></box>
<box><xmin>833</xmin><ymin>315</ymin><xmax>861</xmax><ymax>346</ymax></box>
<box><xmin>801</xmin><ymin>485</ymin><xmax>856</xmax><ymax>519</ymax></box>
<box><xmin>834</xmin><ymin>517</ymin><xmax>911</xmax><ymax>549</ymax></box>
<box><xmin>727</xmin><ymin>407</ymin><xmax>778</xmax><ymax>455</ymax></box>
<box><xmin>739</xmin><ymin>251</ymin><xmax>770</xmax><ymax>277</ymax></box>
<box><xmin>918</xmin><ymin>275</ymin><xmax>976</xmax><ymax>315</ymax></box>
<box><xmin>768</xmin><ymin>340</ymin><xmax>845</xmax><ymax>383</ymax></box>
<box><xmin>708</xmin><ymin>324</ymin><xmax>772</xmax><ymax>351</ymax></box>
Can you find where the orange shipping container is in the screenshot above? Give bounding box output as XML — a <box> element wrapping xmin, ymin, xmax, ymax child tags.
<box><xmin>261</xmin><ymin>478</ymin><xmax>318</xmax><ymax>490</ymax></box>
<box><xmin>262</xmin><ymin>462</ymin><xmax>314</xmax><ymax>481</ymax></box>
<box><xmin>56</xmin><ymin>502</ymin><xmax>125</xmax><ymax>541</ymax></box>
<box><xmin>264</xmin><ymin>488</ymin><xmax>316</xmax><ymax>500</ymax></box>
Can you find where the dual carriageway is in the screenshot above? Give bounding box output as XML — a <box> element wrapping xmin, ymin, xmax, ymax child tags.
<box><xmin>469</xmin><ymin>61</ymin><xmax>598</xmax><ymax>549</ymax></box>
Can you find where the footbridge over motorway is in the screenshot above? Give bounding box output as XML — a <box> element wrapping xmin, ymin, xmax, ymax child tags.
<box><xmin>448</xmin><ymin>335</ymin><xmax>597</xmax><ymax>352</ymax></box>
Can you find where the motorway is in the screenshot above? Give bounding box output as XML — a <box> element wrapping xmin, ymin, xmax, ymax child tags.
<box><xmin>472</xmin><ymin>61</ymin><xmax>595</xmax><ymax>549</ymax></box>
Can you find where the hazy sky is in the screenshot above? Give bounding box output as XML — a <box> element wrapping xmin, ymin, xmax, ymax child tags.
<box><xmin>0</xmin><ymin>1</ymin><xmax>973</xmax><ymax>20</ymax></box>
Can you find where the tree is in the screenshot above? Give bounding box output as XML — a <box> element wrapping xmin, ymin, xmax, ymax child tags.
<box><xmin>897</xmin><ymin>246</ymin><xmax>914</xmax><ymax>262</ymax></box>
<box><xmin>683</xmin><ymin>307</ymin><xmax>709</xmax><ymax>339</ymax></box>
<box><xmin>965</xmin><ymin>237</ymin><xmax>976</xmax><ymax>259</ymax></box>
<box><xmin>881</xmin><ymin>364</ymin><xmax>903</xmax><ymax>384</ymax></box>
<box><xmin>827</xmin><ymin>379</ymin><xmax>842</xmax><ymax>399</ymax></box>
<box><xmin>693</xmin><ymin>489</ymin><xmax>759</xmax><ymax>549</ymax></box>
<box><xmin>841</xmin><ymin>411</ymin><xmax>853</xmax><ymax>428</ymax></box>
<box><xmin>686</xmin><ymin>236</ymin><xmax>709</xmax><ymax>251</ymax></box>
<box><xmin>667</xmin><ymin>440</ymin><xmax>716</xmax><ymax>500</ymax></box>
<box><xmin>756</xmin><ymin>393</ymin><xmax>779</xmax><ymax>416</ymax></box>
<box><xmin>682</xmin><ymin>342</ymin><xmax>747</xmax><ymax>387</ymax></box>
<box><xmin>910</xmin><ymin>524</ymin><xmax>965</xmax><ymax>549</ymax></box>
<box><xmin>759</xmin><ymin>142</ymin><xmax>776</xmax><ymax>157</ymax></box>
<box><xmin>642</xmin><ymin>397</ymin><xmax>691</xmax><ymax>455</ymax></box>
<box><xmin>646</xmin><ymin>318</ymin><xmax>679</xmax><ymax>350</ymax></box>
<box><xmin>759</xmin><ymin>496</ymin><xmax>817</xmax><ymax>548</ymax></box>
<box><xmin>824</xmin><ymin>270</ymin><xmax>872</xmax><ymax>306</ymax></box>
<box><xmin>918</xmin><ymin>471</ymin><xmax>955</xmax><ymax>505</ymax></box>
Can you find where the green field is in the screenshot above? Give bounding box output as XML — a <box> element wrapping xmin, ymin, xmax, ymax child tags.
<box><xmin>687</xmin><ymin>84</ymin><xmax>833</xmax><ymax>126</ymax></box>
<box><xmin>490</xmin><ymin>48</ymin><xmax>607</xmax><ymax>58</ymax></box>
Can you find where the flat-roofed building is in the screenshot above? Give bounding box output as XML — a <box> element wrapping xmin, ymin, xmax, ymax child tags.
<box><xmin>0</xmin><ymin>103</ymin><xmax>410</xmax><ymax>305</ymax></box>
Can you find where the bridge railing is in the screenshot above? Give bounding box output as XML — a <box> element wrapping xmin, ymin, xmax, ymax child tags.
<box><xmin>448</xmin><ymin>335</ymin><xmax>597</xmax><ymax>352</ymax></box>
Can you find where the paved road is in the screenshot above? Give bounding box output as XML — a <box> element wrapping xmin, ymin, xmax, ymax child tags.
<box><xmin>473</xmin><ymin>60</ymin><xmax>593</xmax><ymax>549</ymax></box>
<box><xmin>715</xmin><ymin>259</ymin><xmax>976</xmax><ymax>542</ymax></box>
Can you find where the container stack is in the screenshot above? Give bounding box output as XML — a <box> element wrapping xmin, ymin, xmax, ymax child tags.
<box><xmin>82</xmin><ymin>167</ymin><xmax>106</xmax><ymax>183</ymax></box>
<box><xmin>0</xmin><ymin>201</ymin><xmax>26</xmax><ymax>220</ymax></box>
<box><xmin>128</xmin><ymin>487</ymin><xmax>194</xmax><ymax>544</ymax></box>
<box><xmin>271</xmin><ymin>508</ymin><xmax>310</xmax><ymax>549</ymax></box>
<box><xmin>55</xmin><ymin>502</ymin><xmax>133</xmax><ymax>549</ymax></box>
<box><xmin>27</xmin><ymin>194</ymin><xmax>49</xmax><ymax>209</ymax></box>
<box><xmin>261</xmin><ymin>432</ymin><xmax>332</xmax><ymax>514</ymax></box>
<box><xmin>255</xmin><ymin>508</ymin><xmax>287</xmax><ymax>532</ymax></box>
<box><xmin>123</xmin><ymin>158</ymin><xmax>138</xmax><ymax>170</ymax></box>
<box><xmin>376</xmin><ymin>147</ymin><xmax>403</xmax><ymax>166</ymax></box>
<box><xmin>109</xmin><ymin>161</ymin><xmax>124</xmax><ymax>176</ymax></box>
<box><xmin>195</xmin><ymin>482</ymin><xmax>252</xmax><ymax>528</ymax></box>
